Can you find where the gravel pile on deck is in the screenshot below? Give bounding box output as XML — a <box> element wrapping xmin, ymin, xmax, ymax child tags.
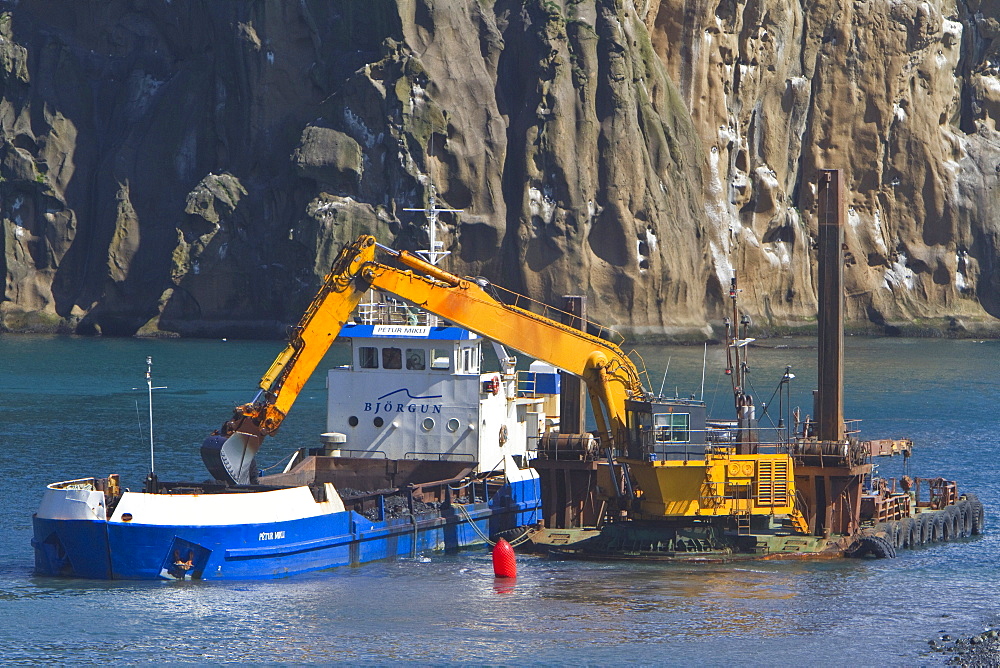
<box><xmin>338</xmin><ymin>488</ymin><xmax>441</xmax><ymax>520</ymax></box>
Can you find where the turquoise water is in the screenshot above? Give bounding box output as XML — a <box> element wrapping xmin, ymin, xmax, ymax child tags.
<box><xmin>1</xmin><ymin>335</ymin><xmax>997</xmax><ymax>663</ymax></box>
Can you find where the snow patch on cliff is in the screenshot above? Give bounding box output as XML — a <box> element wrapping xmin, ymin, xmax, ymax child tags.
<box><xmin>872</xmin><ymin>208</ymin><xmax>887</xmax><ymax>255</ymax></box>
<box><xmin>705</xmin><ymin>136</ymin><xmax>738</xmax><ymax>285</ymax></box>
<box><xmin>884</xmin><ymin>253</ymin><xmax>915</xmax><ymax>291</ymax></box>
<box><xmin>956</xmin><ymin>251</ymin><xmax>969</xmax><ymax>292</ymax></box>
<box><xmin>528</xmin><ymin>186</ymin><xmax>556</xmax><ymax>226</ymax></box>
<box><xmin>846</xmin><ymin>206</ymin><xmax>862</xmax><ymax>254</ymax></box>
<box><xmin>762</xmin><ymin>240</ymin><xmax>791</xmax><ymax>268</ymax></box>
<box><xmin>636</xmin><ymin>228</ymin><xmax>657</xmax><ymax>274</ymax></box>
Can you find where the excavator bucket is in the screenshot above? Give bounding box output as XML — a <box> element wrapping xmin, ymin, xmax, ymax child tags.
<box><xmin>201</xmin><ymin>431</ymin><xmax>262</xmax><ymax>485</ymax></box>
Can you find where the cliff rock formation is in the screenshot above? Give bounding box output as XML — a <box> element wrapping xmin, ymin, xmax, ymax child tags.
<box><xmin>1</xmin><ymin>0</ymin><xmax>999</xmax><ymax>339</ymax></box>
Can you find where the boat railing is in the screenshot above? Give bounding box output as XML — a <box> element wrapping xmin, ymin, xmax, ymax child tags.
<box><xmin>47</xmin><ymin>477</ymin><xmax>98</xmax><ymax>490</ymax></box>
<box><xmin>517</xmin><ymin>371</ymin><xmax>539</xmax><ymax>396</ymax></box>
<box><xmin>333</xmin><ymin>449</ymin><xmax>388</xmax><ymax>459</ymax></box>
<box><xmin>705</xmin><ymin>423</ymin><xmax>792</xmax><ymax>446</ymax></box>
<box><xmin>340</xmin><ymin>470</ymin><xmax>500</xmax><ymax>522</ymax></box>
<box><xmin>799</xmin><ymin>417</ymin><xmax>864</xmax><ymax>439</ymax></box>
<box><xmin>860</xmin><ymin>480</ymin><xmax>913</xmax><ymax>524</ymax></box>
<box><xmin>913</xmin><ymin>476</ymin><xmax>959</xmax><ymax>510</ymax></box>
<box><xmin>516</xmin><ymin>370</ymin><xmax>561</xmax><ymax>397</ymax></box>
<box><xmin>638</xmin><ymin>426</ymin><xmax>794</xmax><ymax>462</ymax></box>
<box><xmin>485</xmin><ymin>284</ymin><xmax>626</xmax><ymax>346</ymax></box>
<box><xmin>403</xmin><ymin>451</ymin><xmax>476</xmax><ymax>462</ymax></box>
<box><xmin>355</xmin><ymin>293</ymin><xmax>432</xmax><ymax>326</ymax></box>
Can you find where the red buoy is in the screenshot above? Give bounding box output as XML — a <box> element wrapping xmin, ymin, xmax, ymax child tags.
<box><xmin>492</xmin><ymin>538</ymin><xmax>517</xmax><ymax>578</ymax></box>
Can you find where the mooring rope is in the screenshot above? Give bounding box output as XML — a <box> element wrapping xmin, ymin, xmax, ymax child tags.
<box><xmin>452</xmin><ymin>503</ymin><xmax>533</xmax><ymax>547</ymax></box>
<box><xmin>453</xmin><ymin>502</ymin><xmax>495</xmax><ymax>545</ymax></box>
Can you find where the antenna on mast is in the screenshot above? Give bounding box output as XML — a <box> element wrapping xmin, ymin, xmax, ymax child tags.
<box><xmin>402</xmin><ymin>183</ymin><xmax>464</xmax><ymax>327</ymax></box>
<box><xmin>403</xmin><ymin>183</ymin><xmax>462</xmax><ymax>267</ymax></box>
<box><xmin>133</xmin><ymin>356</ymin><xmax>167</xmax><ymax>493</ymax></box>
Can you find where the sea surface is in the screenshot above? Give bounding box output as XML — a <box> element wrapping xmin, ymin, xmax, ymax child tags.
<box><xmin>0</xmin><ymin>334</ymin><xmax>997</xmax><ymax>664</ymax></box>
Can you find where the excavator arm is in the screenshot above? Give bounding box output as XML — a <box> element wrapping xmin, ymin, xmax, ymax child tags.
<box><xmin>361</xmin><ymin>246</ymin><xmax>646</xmax><ymax>448</ymax></box>
<box><xmin>250</xmin><ymin>236</ymin><xmax>377</xmax><ymax>433</ymax></box>
<box><xmin>201</xmin><ymin>236</ymin><xmax>377</xmax><ymax>484</ymax></box>
<box><xmin>203</xmin><ymin>234</ymin><xmax>646</xmax><ymax>484</ymax></box>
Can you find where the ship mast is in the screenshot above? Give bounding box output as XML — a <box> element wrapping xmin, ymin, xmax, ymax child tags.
<box><xmin>403</xmin><ymin>184</ymin><xmax>462</xmax><ymax>325</ymax></box>
<box><xmin>404</xmin><ymin>184</ymin><xmax>460</xmax><ymax>267</ymax></box>
<box><xmin>724</xmin><ymin>277</ymin><xmax>757</xmax><ymax>454</ymax></box>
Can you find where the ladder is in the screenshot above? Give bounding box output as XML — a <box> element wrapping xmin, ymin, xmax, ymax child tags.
<box><xmin>732</xmin><ymin>482</ymin><xmax>752</xmax><ymax>536</ymax></box>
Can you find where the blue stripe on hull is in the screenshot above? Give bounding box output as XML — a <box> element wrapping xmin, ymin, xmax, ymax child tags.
<box><xmin>32</xmin><ymin>485</ymin><xmax>540</xmax><ymax>580</ymax></box>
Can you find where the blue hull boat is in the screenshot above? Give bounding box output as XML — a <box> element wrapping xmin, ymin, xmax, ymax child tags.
<box><xmin>33</xmin><ymin>461</ymin><xmax>540</xmax><ymax>580</ymax></box>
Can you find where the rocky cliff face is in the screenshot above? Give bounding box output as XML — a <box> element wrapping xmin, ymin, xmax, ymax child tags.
<box><xmin>652</xmin><ymin>0</ymin><xmax>1000</xmax><ymax>335</ymax></box>
<box><xmin>1</xmin><ymin>0</ymin><xmax>999</xmax><ymax>339</ymax></box>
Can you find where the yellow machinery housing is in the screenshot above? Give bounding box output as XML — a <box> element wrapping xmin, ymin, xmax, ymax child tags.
<box><xmin>626</xmin><ymin>452</ymin><xmax>809</xmax><ymax>533</ymax></box>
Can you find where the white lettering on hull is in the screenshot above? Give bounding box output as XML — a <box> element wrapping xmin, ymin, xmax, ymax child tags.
<box><xmin>258</xmin><ymin>531</ymin><xmax>286</xmax><ymax>541</ymax></box>
<box><xmin>372</xmin><ymin>325</ymin><xmax>431</xmax><ymax>337</ymax></box>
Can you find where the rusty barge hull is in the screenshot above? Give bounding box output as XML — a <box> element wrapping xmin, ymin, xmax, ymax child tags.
<box><xmin>530</xmin><ymin>493</ymin><xmax>985</xmax><ymax>563</ymax></box>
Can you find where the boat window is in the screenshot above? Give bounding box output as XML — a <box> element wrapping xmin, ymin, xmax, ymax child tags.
<box><xmin>462</xmin><ymin>348</ymin><xmax>472</xmax><ymax>372</ymax></box>
<box><xmin>406</xmin><ymin>348</ymin><xmax>426</xmax><ymax>370</ymax></box>
<box><xmin>430</xmin><ymin>348</ymin><xmax>450</xmax><ymax>370</ymax></box>
<box><xmin>653</xmin><ymin>413</ymin><xmax>691</xmax><ymax>443</ymax></box>
<box><xmin>382</xmin><ymin>347</ymin><xmax>402</xmax><ymax>370</ymax></box>
<box><xmin>359</xmin><ymin>346</ymin><xmax>378</xmax><ymax>369</ymax></box>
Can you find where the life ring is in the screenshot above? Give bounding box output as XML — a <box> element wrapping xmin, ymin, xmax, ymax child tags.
<box><xmin>499</xmin><ymin>424</ymin><xmax>508</xmax><ymax>446</ymax></box>
<box><xmin>484</xmin><ymin>376</ymin><xmax>500</xmax><ymax>395</ymax></box>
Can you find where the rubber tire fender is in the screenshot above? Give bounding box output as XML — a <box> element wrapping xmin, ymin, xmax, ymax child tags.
<box><xmin>899</xmin><ymin>517</ymin><xmax>917</xmax><ymax>549</ymax></box>
<box><xmin>873</xmin><ymin>522</ymin><xmax>895</xmax><ymax>545</ymax></box>
<box><xmin>917</xmin><ymin>513</ymin><xmax>932</xmax><ymax>545</ymax></box>
<box><xmin>845</xmin><ymin>535</ymin><xmax>896</xmax><ymax>559</ymax></box>
<box><xmin>941</xmin><ymin>507</ymin><xmax>956</xmax><ymax>542</ymax></box>
<box><xmin>960</xmin><ymin>499</ymin><xmax>973</xmax><ymax>537</ymax></box>
<box><xmin>949</xmin><ymin>505</ymin><xmax>963</xmax><ymax>540</ymax></box>
<box><xmin>931</xmin><ymin>513</ymin><xmax>946</xmax><ymax>542</ymax></box>
<box><xmin>967</xmin><ymin>494</ymin><xmax>985</xmax><ymax>535</ymax></box>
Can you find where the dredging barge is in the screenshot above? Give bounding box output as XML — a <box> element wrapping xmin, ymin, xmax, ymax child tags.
<box><xmin>527</xmin><ymin>169</ymin><xmax>983</xmax><ymax>561</ymax></box>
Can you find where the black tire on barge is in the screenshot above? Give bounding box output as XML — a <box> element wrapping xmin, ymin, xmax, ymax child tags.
<box><xmin>895</xmin><ymin>518</ymin><xmax>906</xmax><ymax>548</ymax></box>
<box><xmin>941</xmin><ymin>506</ymin><xmax>958</xmax><ymax>542</ymax></box>
<box><xmin>932</xmin><ymin>512</ymin><xmax>946</xmax><ymax>542</ymax></box>
<box><xmin>967</xmin><ymin>494</ymin><xmax>985</xmax><ymax>535</ymax></box>
<box><xmin>918</xmin><ymin>513</ymin><xmax>933</xmax><ymax>544</ymax></box>
<box><xmin>846</xmin><ymin>534</ymin><xmax>896</xmax><ymax>559</ymax></box>
<box><xmin>956</xmin><ymin>499</ymin><xmax>973</xmax><ymax>537</ymax></box>
<box><xmin>899</xmin><ymin>517</ymin><xmax>917</xmax><ymax>549</ymax></box>
<box><xmin>873</xmin><ymin>522</ymin><xmax>899</xmax><ymax>548</ymax></box>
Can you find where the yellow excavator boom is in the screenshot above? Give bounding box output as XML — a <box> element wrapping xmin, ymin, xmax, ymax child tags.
<box><xmin>228</xmin><ymin>234</ymin><xmax>644</xmax><ymax>452</ymax></box>
<box><xmin>363</xmin><ymin>246</ymin><xmax>646</xmax><ymax>447</ymax></box>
